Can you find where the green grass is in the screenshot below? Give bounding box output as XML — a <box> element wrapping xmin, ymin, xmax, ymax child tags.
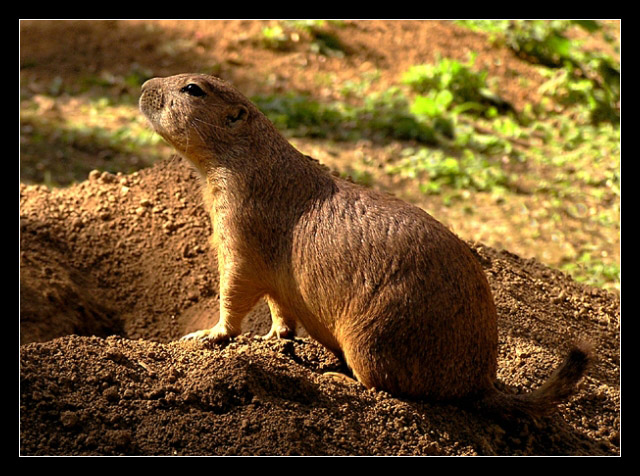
<box><xmin>253</xmin><ymin>88</ymin><xmax>442</xmax><ymax>144</ymax></box>
<box><xmin>456</xmin><ymin>19</ymin><xmax>620</xmax><ymax>124</ymax></box>
<box><xmin>260</xmin><ymin>20</ymin><xmax>346</xmax><ymax>56</ymax></box>
<box><xmin>387</xmin><ymin>147</ymin><xmax>509</xmax><ymax>195</ymax></box>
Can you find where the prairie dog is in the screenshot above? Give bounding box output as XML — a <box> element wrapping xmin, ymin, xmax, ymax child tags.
<box><xmin>139</xmin><ymin>73</ymin><xmax>590</xmax><ymax>417</ymax></box>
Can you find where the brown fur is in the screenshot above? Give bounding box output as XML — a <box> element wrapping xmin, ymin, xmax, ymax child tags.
<box><xmin>139</xmin><ymin>73</ymin><xmax>590</xmax><ymax>415</ymax></box>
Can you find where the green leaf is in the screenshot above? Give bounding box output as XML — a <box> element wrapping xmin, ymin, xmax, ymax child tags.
<box><xmin>411</xmin><ymin>95</ymin><xmax>439</xmax><ymax>117</ymax></box>
<box><xmin>435</xmin><ymin>89</ymin><xmax>454</xmax><ymax>110</ymax></box>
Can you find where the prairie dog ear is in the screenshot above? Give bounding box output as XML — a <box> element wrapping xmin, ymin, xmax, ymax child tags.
<box><xmin>226</xmin><ymin>104</ymin><xmax>249</xmax><ymax>128</ymax></box>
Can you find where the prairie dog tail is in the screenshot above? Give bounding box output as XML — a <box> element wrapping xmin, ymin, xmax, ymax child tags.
<box><xmin>474</xmin><ymin>341</ymin><xmax>592</xmax><ymax>419</ymax></box>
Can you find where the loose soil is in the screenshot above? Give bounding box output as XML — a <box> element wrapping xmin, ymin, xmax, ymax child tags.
<box><xmin>20</xmin><ymin>156</ymin><xmax>620</xmax><ymax>456</ymax></box>
<box><xmin>19</xmin><ymin>20</ymin><xmax>620</xmax><ymax>456</ymax></box>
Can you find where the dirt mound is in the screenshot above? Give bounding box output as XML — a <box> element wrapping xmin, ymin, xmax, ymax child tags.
<box><xmin>19</xmin><ymin>157</ymin><xmax>620</xmax><ymax>455</ymax></box>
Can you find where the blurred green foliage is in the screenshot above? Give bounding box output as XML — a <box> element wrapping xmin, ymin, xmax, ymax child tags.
<box><xmin>402</xmin><ymin>53</ymin><xmax>513</xmax><ymax>118</ymax></box>
<box><xmin>456</xmin><ymin>20</ymin><xmax>620</xmax><ymax>123</ymax></box>
<box><xmin>253</xmin><ymin>88</ymin><xmax>441</xmax><ymax>143</ymax></box>
<box><xmin>261</xmin><ymin>20</ymin><xmax>346</xmax><ymax>56</ymax></box>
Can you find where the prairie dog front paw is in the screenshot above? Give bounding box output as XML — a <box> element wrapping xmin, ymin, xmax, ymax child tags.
<box><xmin>180</xmin><ymin>323</ymin><xmax>237</xmax><ymax>342</ymax></box>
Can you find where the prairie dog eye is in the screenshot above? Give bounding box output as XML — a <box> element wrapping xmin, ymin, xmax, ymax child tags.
<box><xmin>180</xmin><ymin>84</ymin><xmax>207</xmax><ymax>97</ymax></box>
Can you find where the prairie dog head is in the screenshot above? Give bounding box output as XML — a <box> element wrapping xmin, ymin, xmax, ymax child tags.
<box><xmin>139</xmin><ymin>74</ymin><xmax>254</xmax><ymax>171</ymax></box>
